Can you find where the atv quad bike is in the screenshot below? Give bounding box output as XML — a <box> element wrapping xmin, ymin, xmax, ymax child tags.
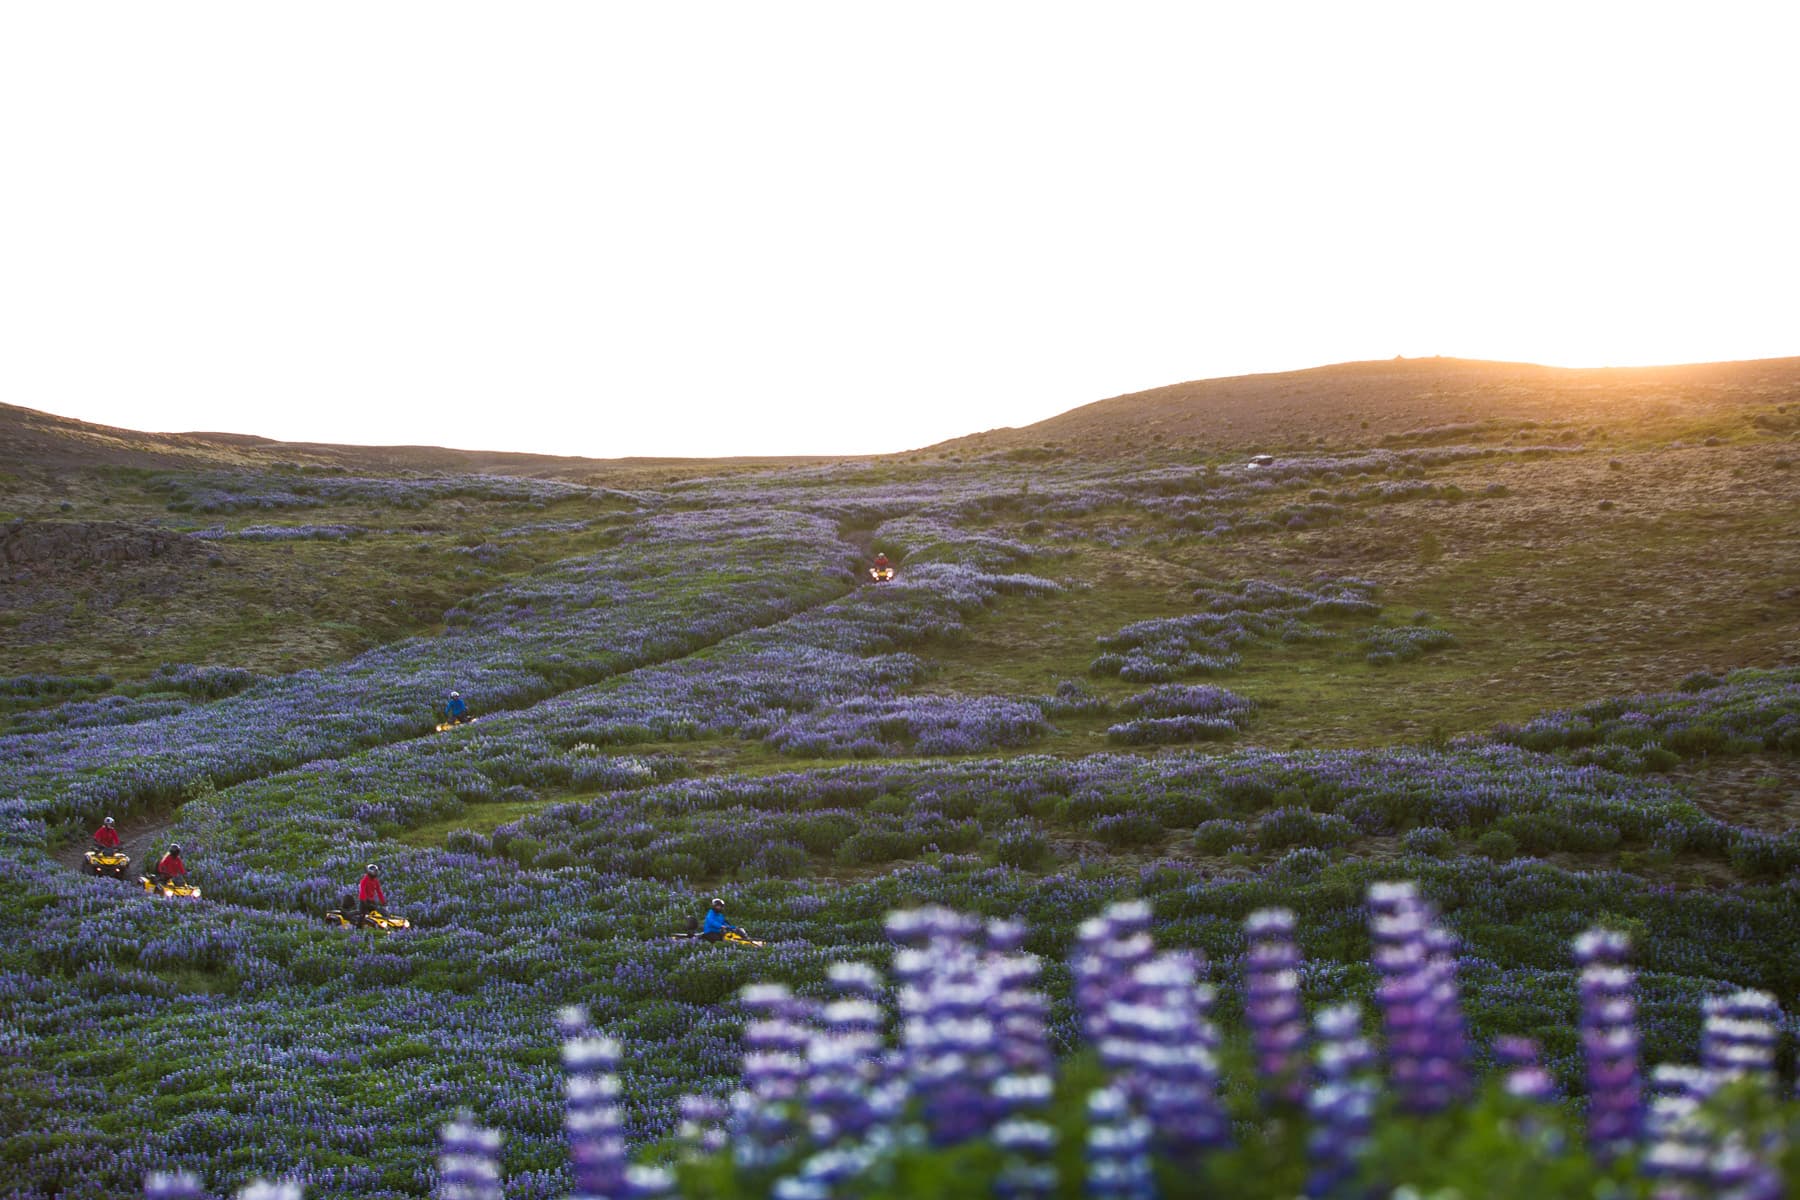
<box><xmin>84</xmin><ymin>848</ymin><xmax>131</xmax><ymax>879</ymax></box>
<box><xmin>435</xmin><ymin>716</ymin><xmax>476</xmax><ymax>732</ymax></box>
<box><xmin>141</xmin><ymin>875</ymin><xmax>202</xmax><ymax>900</ymax></box>
<box><xmin>326</xmin><ymin>906</ymin><xmax>412</xmax><ymax>932</ymax></box>
<box><xmin>868</xmin><ymin>565</ymin><xmax>895</xmax><ymax>583</ymax></box>
<box><xmin>672</xmin><ymin>928</ymin><xmax>766</xmax><ymax>948</ymax></box>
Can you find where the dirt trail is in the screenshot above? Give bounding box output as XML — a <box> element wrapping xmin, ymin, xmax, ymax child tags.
<box><xmin>54</xmin><ymin>812</ymin><xmax>179</xmax><ymax>876</ymax></box>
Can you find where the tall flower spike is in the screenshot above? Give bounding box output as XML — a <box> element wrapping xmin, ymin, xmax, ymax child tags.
<box><xmin>1243</xmin><ymin>908</ymin><xmax>1308</xmax><ymax>1104</ymax></box>
<box><xmin>890</xmin><ymin>906</ymin><xmax>1009</xmax><ymax>1146</ymax></box>
<box><xmin>1306</xmin><ymin>1002</ymin><xmax>1376</xmax><ymax>1198</ymax></box>
<box><xmin>1073</xmin><ymin>902</ymin><xmax>1155</xmax><ymax>1043</ymax></box>
<box><xmin>235</xmin><ymin>1186</ymin><xmax>304</xmax><ymax>1200</ymax></box>
<box><xmin>558</xmin><ymin>1006</ymin><xmax>628</xmax><ymax>1200</ymax></box>
<box><xmin>437</xmin><ymin>1109</ymin><xmax>504</xmax><ymax>1200</ymax></box>
<box><xmin>1700</xmin><ymin>991</ymin><xmax>1781</xmax><ymax>1086</ymax></box>
<box><xmin>145</xmin><ymin>1174</ymin><xmax>207</xmax><ymax>1200</ymax></box>
<box><xmin>1085</xmin><ymin>1086</ymin><xmax>1156</xmax><ymax>1200</ymax></box>
<box><xmin>1368</xmin><ymin>883</ymin><xmax>1467</xmax><ymax>1114</ymax></box>
<box><xmin>1642</xmin><ymin>1064</ymin><xmax>1720</xmax><ymax>1199</ymax></box>
<box><xmin>1573</xmin><ymin>929</ymin><xmax>1642</xmax><ymax>1157</ymax></box>
<box><xmin>739</xmin><ymin>983</ymin><xmax>813</xmax><ymax>1162</ymax></box>
<box><xmin>1102</xmin><ymin>951</ymin><xmax>1229</xmax><ymax>1153</ymax></box>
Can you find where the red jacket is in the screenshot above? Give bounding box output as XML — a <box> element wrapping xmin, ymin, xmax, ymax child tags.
<box><xmin>359</xmin><ymin>875</ymin><xmax>386</xmax><ymax>904</ymax></box>
<box><xmin>94</xmin><ymin>826</ymin><xmax>121</xmax><ymax>848</ymax></box>
<box><xmin>156</xmin><ymin>854</ymin><xmax>186</xmax><ymax>877</ymax></box>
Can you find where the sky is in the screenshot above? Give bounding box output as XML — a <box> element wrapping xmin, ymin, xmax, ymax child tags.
<box><xmin>3</xmin><ymin>4</ymin><xmax>1797</xmax><ymax>459</ymax></box>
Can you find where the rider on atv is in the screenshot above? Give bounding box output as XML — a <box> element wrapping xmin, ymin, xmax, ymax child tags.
<box><xmin>154</xmin><ymin>844</ymin><xmax>188</xmax><ymax>885</ymax></box>
<box><xmin>701</xmin><ymin>897</ymin><xmax>743</xmax><ymax>942</ymax></box>
<box><xmin>358</xmin><ymin>864</ymin><xmax>387</xmax><ymax>924</ymax></box>
<box><xmin>444</xmin><ymin>691</ymin><xmax>469</xmax><ymax>724</ymax></box>
<box><xmin>93</xmin><ymin>817</ymin><xmax>121</xmax><ymax>849</ymax></box>
<box><xmin>873</xmin><ymin>552</ymin><xmax>890</xmax><ymax>570</ymax></box>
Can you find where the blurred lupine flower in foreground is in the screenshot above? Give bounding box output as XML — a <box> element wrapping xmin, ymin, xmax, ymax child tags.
<box><xmin>1494</xmin><ymin>1035</ymin><xmax>1558</xmax><ymax>1103</ymax></box>
<box><xmin>559</xmin><ymin>1006</ymin><xmax>672</xmax><ymax>1200</ymax></box>
<box><xmin>1368</xmin><ymin>882</ymin><xmax>1468</xmax><ymax>1113</ymax></box>
<box><xmin>1306</xmin><ymin>1002</ymin><xmax>1376</xmax><ymax>1198</ymax></box>
<box><xmin>1243</xmin><ymin>907</ymin><xmax>1309</xmax><ymax>1103</ymax></box>
<box><xmin>1574</xmin><ymin>928</ymin><xmax>1642</xmax><ymax>1157</ymax></box>
<box><xmin>1699</xmin><ymin>990</ymin><xmax>1780</xmax><ymax>1085</ymax></box>
<box><xmin>437</xmin><ymin>1110</ymin><xmax>503</xmax><ymax>1200</ymax></box>
<box><xmin>1085</xmin><ymin>1086</ymin><xmax>1155</xmax><ymax>1200</ymax></box>
<box><xmin>144</xmin><ymin>1174</ymin><xmax>207</xmax><ymax>1200</ymax></box>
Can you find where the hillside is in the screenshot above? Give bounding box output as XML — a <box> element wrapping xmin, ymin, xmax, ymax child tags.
<box><xmin>3</xmin><ymin>358</ymin><xmax>1800</xmax><ymax>1198</ymax></box>
<box><xmin>0</xmin><ymin>400</ymin><xmax>835</xmax><ymax>482</ymax></box>
<box><xmin>927</xmin><ymin>355</ymin><xmax>1800</xmax><ymax>457</ymax></box>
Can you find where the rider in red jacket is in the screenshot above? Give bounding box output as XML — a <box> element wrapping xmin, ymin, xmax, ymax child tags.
<box><xmin>154</xmin><ymin>844</ymin><xmax>187</xmax><ymax>882</ymax></box>
<box><xmin>357</xmin><ymin>865</ymin><xmax>387</xmax><ymax>923</ymax></box>
<box><xmin>93</xmin><ymin>817</ymin><xmax>121</xmax><ymax>849</ymax></box>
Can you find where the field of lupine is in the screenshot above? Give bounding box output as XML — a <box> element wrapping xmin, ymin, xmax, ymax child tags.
<box><xmin>4</xmin><ymin>406</ymin><xmax>1800</xmax><ymax>1198</ymax></box>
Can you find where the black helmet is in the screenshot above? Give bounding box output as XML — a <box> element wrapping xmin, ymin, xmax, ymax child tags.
<box><xmin>366</xmin><ymin>864</ymin><xmax>379</xmax><ymax>875</ymax></box>
<box><xmin>169</xmin><ymin>843</ymin><xmax>182</xmax><ymax>854</ymax></box>
<box><xmin>711</xmin><ymin>897</ymin><xmax>725</xmax><ymax>910</ymax></box>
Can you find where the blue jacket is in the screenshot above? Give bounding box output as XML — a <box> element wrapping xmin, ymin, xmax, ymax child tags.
<box><xmin>702</xmin><ymin>909</ymin><xmax>738</xmax><ymax>935</ymax></box>
<box><xmin>445</xmin><ymin>697</ymin><xmax>468</xmax><ymax>719</ymax></box>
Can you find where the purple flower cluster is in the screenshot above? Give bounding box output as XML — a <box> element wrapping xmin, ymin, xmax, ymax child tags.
<box><xmin>1367</xmin><ymin>882</ymin><xmax>1468</xmax><ymax>1113</ymax></box>
<box><xmin>1574</xmin><ymin>928</ymin><xmax>1641</xmax><ymax>1156</ymax></box>
<box><xmin>436</xmin><ymin>1111</ymin><xmax>503</xmax><ymax>1200</ymax></box>
<box><xmin>1305</xmin><ymin>1003</ymin><xmax>1375</xmax><ymax>1197</ymax></box>
<box><xmin>1244</xmin><ymin>908</ymin><xmax>1308</xmax><ymax>1103</ymax></box>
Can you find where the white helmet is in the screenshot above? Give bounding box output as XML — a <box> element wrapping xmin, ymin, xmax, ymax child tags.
<box><xmin>103</xmin><ymin>817</ymin><xmax>115</xmax><ymax>827</ymax></box>
<box><xmin>711</xmin><ymin>897</ymin><xmax>725</xmax><ymax>909</ymax></box>
<box><xmin>367</xmin><ymin>864</ymin><xmax>379</xmax><ymax>875</ymax></box>
<box><xmin>450</xmin><ymin>691</ymin><xmax>461</xmax><ymax>698</ymax></box>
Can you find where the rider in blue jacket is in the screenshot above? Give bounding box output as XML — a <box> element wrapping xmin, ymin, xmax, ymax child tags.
<box><xmin>444</xmin><ymin>691</ymin><xmax>469</xmax><ymax>723</ymax></box>
<box><xmin>701</xmin><ymin>898</ymin><xmax>741</xmax><ymax>941</ymax></box>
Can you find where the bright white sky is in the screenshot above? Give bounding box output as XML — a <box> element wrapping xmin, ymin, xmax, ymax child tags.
<box><xmin>3</xmin><ymin>4</ymin><xmax>1797</xmax><ymax>458</ymax></box>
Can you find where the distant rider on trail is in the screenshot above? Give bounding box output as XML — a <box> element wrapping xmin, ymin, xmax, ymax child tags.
<box><xmin>701</xmin><ymin>897</ymin><xmax>742</xmax><ymax>942</ymax></box>
<box><xmin>154</xmin><ymin>843</ymin><xmax>188</xmax><ymax>885</ymax></box>
<box><xmin>444</xmin><ymin>691</ymin><xmax>469</xmax><ymax>724</ymax></box>
<box><xmin>358</xmin><ymin>864</ymin><xmax>387</xmax><ymax>925</ymax></box>
<box><xmin>873</xmin><ymin>552</ymin><xmax>890</xmax><ymax>570</ymax></box>
<box><xmin>93</xmin><ymin>817</ymin><xmax>121</xmax><ymax>849</ymax></box>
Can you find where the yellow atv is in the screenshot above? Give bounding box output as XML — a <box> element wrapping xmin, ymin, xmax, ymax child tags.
<box><xmin>84</xmin><ymin>848</ymin><xmax>131</xmax><ymax>879</ymax></box>
<box><xmin>141</xmin><ymin>875</ymin><xmax>202</xmax><ymax>900</ymax></box>
<box><xmin>434</xmin><ymin>716</ymin><xmax>476</xmax><ymax>733</ymax></box>
<box><xmin>326</xmin><ymin>906</ymin><xmax>412</xmax><ymax>932</ymax></box>
<box><xmin>672</xmin><ymin>928</ymin><xmax>766</xmax><ymax>948</ymax></box>
<box><xmin>868</xmin><ymin>565</ymin><xmax>895</xmax><ymax>583</ymax></box>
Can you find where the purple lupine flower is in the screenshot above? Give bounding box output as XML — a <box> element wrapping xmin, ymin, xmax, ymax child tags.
<box><xmin>1243</xmin><ymin>908</ymin><xmax>1308</xmax><ymax>1103</ymax></box>
<box><xmin>994</xmin><ymin>1117</ymin><xmax>1059</xmax><ymax>1199</ymax></box>
<box><xmin>1085</xmin><ymin>1086</ymin><xmax>1156</xmax><ymax>1200</ymax></box>
<box><xmin>1368</xmin><ymin>882</ymin><xmax>1468</xmax><ymax>1114</ymax></box>
<box><xmin>1101</xmin><ymin>952</ymin><xmax>1229</xmax><ymax>1153</ymax></box>
<box><xmin>1073</xmin><ymin>902</ymin><xmax>1155</xmax><ymax>1043</ymax></box>
<box><xmin>738</xmin><ymin>983</ymin><xmax>815</xmax><ymax>1161</ymax></box>
<box><xmin>145</xmin><ymin>1174</ymin><xmax>207</xmax><ymax>1200</ymax></box>
<box><xmin>1493</xmin><ymin>1035</ymin><xmax>1559</xmax><ymax>1102</ymax></box>
<box><xmin>1574</xmin><ymin>929</ymin><xmax>1642</xmax><ymax>1156</ymax></box>
<box><xmin>235</xmin><ymin>1186</ymin><xmax>304</xmax><ymax>1200</ymax></box>
<box><xmin>889</xmin><ymin>906</ymin><xmax>1011</xmax><ymax>1145</ymax></box>
<box><xmin>437</xmin><ymin>1110</ymin><xmax>503</xmax><ymax>1200</ymax></box>
<box><xmin>676</xmin><ymin>1094</ymin><xmax>728</xmax><ymax>1157</ymax></box>
<box><xmin>558</xmin><ymin>1006</ymin><xmax>628</xmax><ymax>1200</ymax></box>
<box><xmin>1709</xmin><ymin>1132</ymin><xmax>1783</xmax><ymax>1200</ymax></box>
<box><xmin>1643</xmin><ymin>1064</ymin><xmax>1720</xmax><ymax>1198</ymax></box>
<box><xmin>1700</xmin><ymin>991</ymin><xmax>1781</xmax><ymax>1085</ymax></box>
<box><xmin>1306</xmin><ymin>1002</ymin><xmax>1376</xmax><ymax>1198</ymax></box>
